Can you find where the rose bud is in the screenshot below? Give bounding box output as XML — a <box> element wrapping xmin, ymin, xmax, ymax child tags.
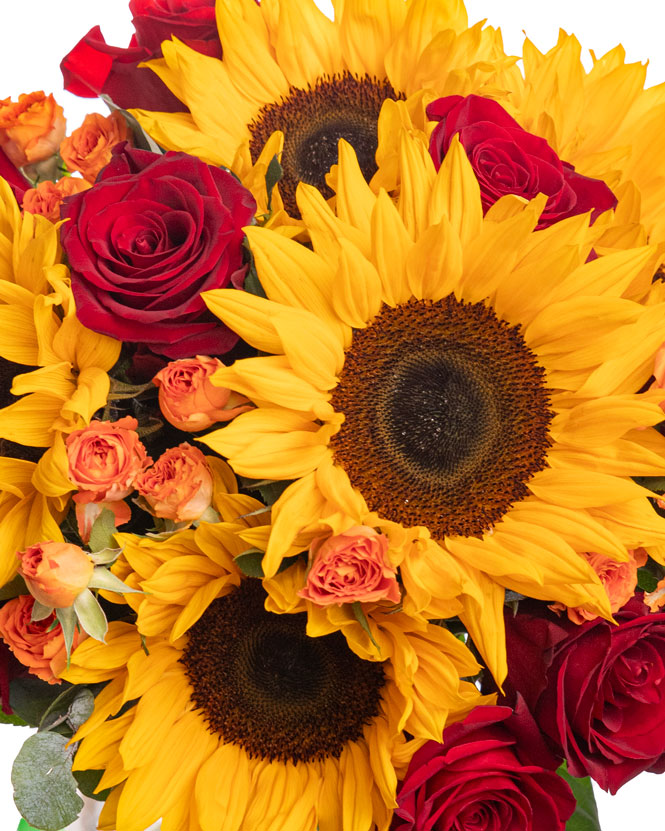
<box><xmin>22</xmin><ymin>177</ymin><xmax>91</xmax><ymax>222</ymax></box>
<box><xmin>153</xmin><ymin>355</ymin><xmax>252</xmax><ymax>432</ymax></box>
<box><xmin>0</xmin><ymin>92</ymin><xmax>66</xmax><ymax>168</ymax></box>
<box><xmin>66</xmin><ymin>415</ymin><xmax>151</xmax><ymax>502</ymax></box>
<box><xmin>135</xmin><ymin>443</ymin><xmax>213</xmax><ymax>522</ymax></box>
<box><xmin>60</xmin><ymin>111</ymin><xmax>130</xmax><ymax>183</ymax></box>
<box><xmin>17</xmin><ymin>541</ymin><xmax>94</xmax><ymax>608</ymax></box>
<box><xmin>0</xmin><ymin>595</ymin><xmax>85</xmax><ymax>684</ymax></box>
<box><xmin>298</xmin><ymin>526</ymin><xmax>400</xmax><ymax>606</ymax></box>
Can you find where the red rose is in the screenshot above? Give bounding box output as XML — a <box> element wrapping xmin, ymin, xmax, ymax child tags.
<box><xmin>503</xmin><ymin>596</ymin><xmax>665</xmax><ymax>793</ymax></box>
<box><xmin>60</xmin><ymin>0</ymin><xmax>220</xmax><ymax>112</ymax></box>
<box><xmin>60</xmin><ymin>144</ymin><xmax>256</xmax><ymax>358</ymax></box>
<box><xmin>393</xmin><ymin>700</ymin><xmax>575</xmax><ymax>831</ymax></box>
<box><xmin>0</xmin><ymin>146</ymin><xmax>30</xmax><ymax>203</ymax></box>
<box><xmin>427</xmin><ymin>95</ymin><xmax>617</xmax><ymax>229</ymax></box>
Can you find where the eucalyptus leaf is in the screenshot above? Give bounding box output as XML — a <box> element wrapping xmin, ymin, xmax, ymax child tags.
<box><xmin>11</xmin><ymin>732</ymin><xmax>83</xmax><ymax>831</ymax></box>
<box><xmin>88</xmin><ymin>508</ymin><xmax>117</xmax><ymax>554</ymax></box>
<box><xmin>73</xmin><ymin>589</ymin><xmax>108</xmax><ymax>642</ymax></box>
<box><xmin>87</xmin><ymin>566</ymin><xmax>140</xmax><ymax>595</ymax></box>
<box><xmin>557</xmin><ymin>763</ymin><xmax>601</xmax><ymax>831</ymax></box>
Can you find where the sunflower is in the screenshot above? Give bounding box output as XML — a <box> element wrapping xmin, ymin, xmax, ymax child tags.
<box><xmin>130</xmin><ymin>0</ymin><xmax>513</xmax><ymax>221</ymax></box>
<box><xmin>0</xmin><ymin>177</ymin><xmax>120</xmax><ymax>583</ymax></box>
<box><xmin>63</xmin><ymin>518</ymin><xmax>487</xmax><ymax>831</ymax></box>
<box><xmin>199</xmin><ymin>133</ymin><xmax>665</xmax><ymax>676</ymax></box>
<box><xmin>494</xmin><ymin>31</ymin><xmax>665</xmax><ymax>252</ymax></box>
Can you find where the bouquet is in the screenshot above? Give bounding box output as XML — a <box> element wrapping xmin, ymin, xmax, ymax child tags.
<box><xmin>2</xmin><ymin>1</ymin><xmax>665</xmax><ymax>830</ymax></box>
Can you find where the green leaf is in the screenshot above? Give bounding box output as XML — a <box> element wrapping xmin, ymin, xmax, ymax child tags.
<box><xmin>12</xmin><ymin>732</ymin><xmax>83</xmax><ymax>831</ymax></box>
<box><xmin>0</xmin><ymin>709</ymin><xmax>28</xmax><ymax>726</ymax></box>
<box><xmin>557</xmin><ymin>762</ymin><xmax>601</xmax><ymax>831</ymax></box>
<box><xmin>634</xmin><ymin>475</ymin><xmax>665</xmax><ymax>494</ymax></box>
<box><xmin>87</xmin><ymin>566</ymin><xmax>140</xmax><ymax>595</ymax></box>
<box><xmin>638</xmin><ymin>566</ymin><xmax>659</xmax><ymax>592</ymax></box>
<box><xmin>73</xmin><ymin>589</ymin><xmax>108</xmax><ymax>642</ymax></box>
<box><xmin>265</xmin><ymin>154</ymin><xmax>283</xmax><ymax>212</ymax></box>
<box><xmin>17</xmin><ymin>820</ymin><xmax>55</xmax><ymax>831</ymax></box>
<box><xmin>39</xmin><ymin>685</ymin><xmax>93</xmax><ymax>734</ymax></box>
<box><xmin>89</xmin><ymin>547</ymin><xmax>123</xmax><ymax>566</ymax></box>
<box><xmin>243</xmin><ymin>260</ymin><xmax>267</xmax><ymax>299</ymax></box>
<box><xmin>0</xmin><ymin>574</ymin><xmax>27</xmax><ymax>601</ymax></box>
<box><xmin>73</xmin><ymin>768</ymin><xmax>110</xmax><ymax>802</ymax></box>
<box><xmin>234</xmin><ymin>550</ymin><xmax>304</xmax><ymax>579</ymax></box>
<box><xmin>88</xmin><ymin>508</ymin><xmax>117</xmax><ymax>554</ymax></box>
<box><xmin>9</xmin><ymin>677</ymin><xmax>72</xmax><ymax>728</ymax></box>
<box><xmin>351</xmin><ymin>602</ymin><xmax>381</xmax><ymax>654</ymax></box>
<box><xmin>234</xmin><ymin>548</ymin><xmax>265</xmax><ymax>578</ymax></box>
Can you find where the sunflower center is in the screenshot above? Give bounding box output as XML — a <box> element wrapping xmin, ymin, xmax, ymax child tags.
<box><xmin>180</xmin><ymin>580</ymin><xmax>385</xmax><ymax>763</ymax></box>
<box><xmin>248</xmin><ymin>73</ymin><xmax>402</xmax><ymax>217</ymax></box>
<box><xmin>330</xmin><ymin>297</ymin><xmax>553</xmax><ymax>539</ymax></box>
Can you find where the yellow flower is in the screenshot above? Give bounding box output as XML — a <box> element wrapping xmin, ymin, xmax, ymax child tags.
<box><xmin>63</xmin><ymin>517</ymin><xmax>488</xmax><ymax>831</ymax></box>
<box><xmin>200</xmin><ymin>134</ymin><xmax>665</xmax><ymax>681</ymax></box>
<box><xmin>495</xmin><ymin>31</ymin><xmax>665</xmax><ymax>250</ymax></box>
<box><xmin>130</xmin><ymin>0</ymin><xmax>512</xmax><ymax>223</ymax></box>
<box><xmin>0</xmin><ymin>177</ymin><xmax>120</xmax><ymax>582</ymax></box>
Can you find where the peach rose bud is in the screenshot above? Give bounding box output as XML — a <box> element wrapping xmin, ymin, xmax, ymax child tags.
<box><xmin>0</xmin><ymin>595</ymin><xmax>84</xmax><ymax>684</ymax></box>
<box><xmin>298</xmin><ymin>526</ymin><xmax>401</xmax><ymax>606</ymax></box>
<box><xmin>0</xmin><ymin>92</ymin><xmax>66</xmax><ymax>168</ymax></box>
<box><xmin>153</xmin><ymin>355</ymin><xmax>252</xmax><ymax>432</ymax></box>
<box><xmin>60</xmin><ymin>111</ymin><xmax>130</xmax><ymax>183</ymax></box>
<box><xmin>22</xmin><ymin>176</ymin><xmax>91</xmax><ymax>222</ymax></box>
<box><xmin>17</xmin><ymin>540</ymin><xmax>94</xmax><ymax>608</ymax></box>
<box><xmin>66</xmin><ymin>415</ymin><xmax>151</xmax><ymax>502</ymax></box>
<box><xmin>550</xmin><ymin>547</ymin><xmax>648</xmax><ymax>624</ymax></box>
<box><xmin>135</xmin><ymin>443</ymin><xmax>213</xmax><ymax>522</ymax></box>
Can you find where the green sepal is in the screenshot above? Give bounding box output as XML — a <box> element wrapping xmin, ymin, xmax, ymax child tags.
<box><xmin>351</xmin><ymin>602</ymin><xmax>381</xmax><ymax>654</ymax></box>
<box><xmin>87</xmin><ymin>566</ymin><xmax>141</xmax><ymax>595</ymax></box>
<box><xmin>73</xmin><ymin>589</ymin><xmax>108</xmax><ymax>643</ymax></box>
<box><xmin>89</xmin><ymin>547</ymin><xmax>123</xmax><ymax>566</ymax></box>
<box><xmin>55</xmin><ymin>606</ymin><xmax>77</xmax><ymax>667</ymax></box>
<box><xmin>31</xmin><ymin>600</ymin><xmax>54</xmax><ymax>622</ymax></box>
<box><xmin>11</xmin><ymin>732</ymin><xmax>83</xmax><ymax>831</ymax></box>
<box><xmin>88</xmin><ymin>508</ymin><xmax>117</xmax><ymax>554</ymax></box>
<box><xmin>557</xmin><ymin>762</ymin><xmax>601</xmax><ymax>831</ymax></box>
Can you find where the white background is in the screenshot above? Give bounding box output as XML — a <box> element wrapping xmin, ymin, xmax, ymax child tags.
<box><xmin>0</xmin><ymin>0</ymin><xmax>663</xmax><ymax>828</ymax></box>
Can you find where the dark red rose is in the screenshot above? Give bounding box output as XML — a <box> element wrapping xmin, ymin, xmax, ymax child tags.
<box><xmin>0</xmin><ymin>146</ymin><xmax>30</xmax><ymax>203</ymax></box>
<box><xmin>60</xmin><ymin>144</ymin><xmax>256</xmax><ymax>358</ymax></box>
<box><xmin>427</xmin><ymin>95</ymin><xmax>617</xmax><ymax>229</ymax></box>
<box><xmin>393</xmin><ymin>699</ymin><xmax>575</xmax><ymax>831</ymax></box>
<box><xmin>503</xmin><ymin>596</ymin><xmax>665</xmax><ymax>793</ymax></box>
<box><xmin>60</xmin><ymin>0</ymin><xmax>220</xmax><ymax>112</ymax></box>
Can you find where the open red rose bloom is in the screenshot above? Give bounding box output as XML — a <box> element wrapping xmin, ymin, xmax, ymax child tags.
<box><xmin>60</xmin><ymin>144</ymin><xmax>256</xmax><ymax>358</ymax></box>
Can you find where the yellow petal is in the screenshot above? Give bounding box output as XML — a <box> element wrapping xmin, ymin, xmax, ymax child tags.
<box><xmin>428</xmin><ymin>134</ymin><xmax>482</xmax><ymax>247</ymax></box>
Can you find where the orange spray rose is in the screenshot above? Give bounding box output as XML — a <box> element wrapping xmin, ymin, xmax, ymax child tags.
<box><xmin>66</xmin><ymin>416</ymin><xmax>151</xmax><ymax>502</ymax></box>
<box><xmin>60</xmin><ymin>111</ymin><xmax>130</xmax><ymax>183</ymax></box>
<box><xmin>18</xmin><ymin>541</ymin><xmax>93</xmax><ymax>608</ymax></box>
<box><xmin>22</xmin><ymin>177</ymin><xmax>91</xmax><ymax>222</ymax></box>
<box><xmin>135</xmin><ymin>443</ymin><xmax>213</xmax><ymax>521</ymax></box>
<box><xmin>153</xmin><ymin>355</ymin><xmax>252</xmax><ymax>431</ymax></box>
<box><xmin>0</xmin><ymin>92</ymin><xmax>65</xmax><ymax>168</ymax></box>
<box><xmin>298</xmin><ymin>526</ymin><xmax>401</xmax><ymax>606</ymax></box>
<box><xmin>0</xmin><ymin>595</ymin><xmax>84</xmax><ymax>684</ymax></box>
<box><xmin>550</xmin><ymin>548</ymin><xmax>648</xmax><ymax>624</ymax></box>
